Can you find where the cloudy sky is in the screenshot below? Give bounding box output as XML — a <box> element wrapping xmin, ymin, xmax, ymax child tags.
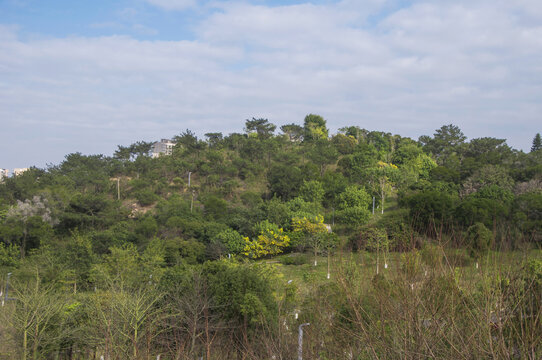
<box><xmin>1</xmin><ymin>0</ymin><xmax>541</xmax><ymax>170</ymax></box>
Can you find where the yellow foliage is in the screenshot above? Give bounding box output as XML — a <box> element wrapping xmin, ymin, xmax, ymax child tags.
<box><xmin>243</xmin><ymin>228</ymin><xmax>290</xmax><ymax>259</ymax></box>
<box><xmin>292</xmin><ymin>215</ymin><xmax>328</xmax><ymax>235</ymax></box>
<box><xmin>377</xmin><ymin>161</ymin><xmax>398</xmax><ymax>169</ymax></box>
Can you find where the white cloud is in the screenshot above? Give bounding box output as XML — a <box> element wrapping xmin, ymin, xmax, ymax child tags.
<box><xmin>1</xmin><ymin>0</ymin><xmax>542</xmax><ymax>169</ymax></box>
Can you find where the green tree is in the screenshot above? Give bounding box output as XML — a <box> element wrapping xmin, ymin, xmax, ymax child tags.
<box><xmin>419</xmin><ymin>124</ymin><xmax>466</xmax><ymax>162</ymax></box>
<box><xmin>303</xmin><ymin>114</ymin><xmax>328</xmax><ymax>141</ymax></box>
<box><xmin>299</xmin><ymin>180</ymin><xmax>325</xmax><ymax>204</ymax></box>
<box><xmin>336</xmin><ymin>186</ymin><xmax>372</xmax><ymax>226</ymax></box>
<box><xmin>212</xmin><ymin>228</ymin><xmax>246</xmax><ymax>255</ymax></box>
<box><xmin>406</xmin><ymin>190</ymin><xmax>457</xmax><ymax>237</ymax></box>
<box><xmin>267</xmin><ymin>164</ymin><xmax>303</xmax><ymax>200</ymax></box>
<box><xmin>280</xmin><ymin>123</ymin><xmax>304</xmax><ymax>142</ymax></box>
<box><xmin>0</xmin><ymin>242</ymin><xmax>20</xmax><ymax>267</ymax></box>
<box><xmin>90</xmin><ymin>243</ymin><xmax>141</xmax><ymax>290</ymax></box>
<box><xmin>204</xmin><ymin>132</ymin><xmax>223</xmax><ymax>148</ymax></box>
<box><xmin>202</xmin><ymin>261</ymin><xmax>277</xmax><ymax>353</ymax></box>
<box><xmin>461</xmin><ymin>164</ymin><xmax>514</xmax><ymax>197</ymax></box>
<box><xmin>369</xmin><ymin>161</ymin><xmax>399</xmax><ymax>214</ymax></box>
<box><xmin>337</xmin><ymin>143</ymin><xmax>379</xmax><ymax>179</ymax></box>
<box><xmin>331</xmin><ymin>133</ymin><xmax>357</xmax><ymax>154</ymax></box>
<box><xmin>307</xmin><ymin>139</ymin><xmax>338</xmax><ymax>176</ymax></box>
<box><xmin>531</xmin><ymin>133</ymin><xmax>542</xmax><ymax>152</ymax></box>
<box><xmin>244</xmin><ymin>118</ymin><xmax>276</xmax><ymax>139</ymax></box>
<box><xmin>5</xmin><ymin>195</ymin><xmax>57</xmax><ymax>257</ymax></box>
<box><xmin>291</xmin><ymin>215</ymin><xmax>329</xmax><ymax>265</ymax></box>
<box><xmin>63</xmin><ymin>232</ymin><xmax>94</xmax><ymax>293</ymax></box>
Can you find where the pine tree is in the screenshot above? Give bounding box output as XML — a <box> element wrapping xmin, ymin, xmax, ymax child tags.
<box><xmin>532</xmin><ymin>133</ymin><xmax>542</xmax><ymax>152</ymax></box>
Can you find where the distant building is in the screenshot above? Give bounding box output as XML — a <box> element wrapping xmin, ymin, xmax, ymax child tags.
<box><xmin>13</xmin><ymin>168</ymin><xmax>29</xmax><ymax>176</ymax></box>
<box><xmin>0</xmin><ymin>168</ymin><xmax>8</xmax><ymax>182</ymax></box>
<box><xmin>152</xmin><ymin>139</ymin><xmax>176</xmax><ymax>158</ymax></box>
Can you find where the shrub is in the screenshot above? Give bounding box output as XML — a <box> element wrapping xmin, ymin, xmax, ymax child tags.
<box><xmin>212</xmin><ymin>228</ymin><xmax>245</xmax><ymax>254</ymax></box>
<box><xmin>280</xmin><ymin>254</ymin><xmax>309</xmax><ymax>265</ymax></box>
<box><xmin>135</xmin><ymin>189</ymin><xmax>159</xmax><ymax>206</ymax></box>
<box><xmin>467</xmin><ymin>222</ymin><xmax>493</xmax><ymax>261</ymax></box>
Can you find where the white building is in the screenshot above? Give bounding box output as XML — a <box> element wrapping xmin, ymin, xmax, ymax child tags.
<box><xmin>152</xmin><ymin>139</ymin><xmax>176</xmax><ymax>158</ymax></box>
<box><xmin>13</xmin><ymin>168</ymin><xmax>29</xmax><ymax>176</ymax></box>
<box><xmin>0</xmin><ymin>168</ymin><xmax>8</xmax><ymax>182</ymax></box>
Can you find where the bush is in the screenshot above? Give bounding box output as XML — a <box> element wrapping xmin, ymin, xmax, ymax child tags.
<box><xmin>135</xmin><ymin>189</ymin><xmax>159</xmax><ymax>206</ymax></box>
<box><xmin>336</xmin><ymin>206</ymin><xmax>371</xmax><ymax>227</ymax></box>
<box><xmin>212</xmin><ymin>228</ymin><xmax>246</xmax><ymax>254</ymax></box>
<box><xmin>280</xmin><ymin>254</ymin><xmax>308</xmax><ymax>265</ymax></box>
<box><xmin>467</xmin><ymin>222</ymin><xmax>493</xmax><ymax>261</ymax></box>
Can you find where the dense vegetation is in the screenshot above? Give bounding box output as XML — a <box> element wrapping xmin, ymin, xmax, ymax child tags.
<box><xmin>0</xmin><ymin>116</ymin><xmax>541</xmax><ymax>359</ymax></box>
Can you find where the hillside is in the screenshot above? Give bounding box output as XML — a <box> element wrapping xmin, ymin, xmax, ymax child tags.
<box><xmin>0</xmin><ymin>116</ymin><xmax>541</xmax><ymax>359</ymax></box>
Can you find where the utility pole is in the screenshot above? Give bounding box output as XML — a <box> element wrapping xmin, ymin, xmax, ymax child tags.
<box><xmin>372</xmin><ymin>196</ymin><xmax>375</xmax><ymax>215</ymax></box>
<box><xmin>188</xmin><ymin>172</ymin><xmax>191</xmax><ymax>187</ymax></box>
<box><xmin>298</xmin><ymin>323</ymin><xmax>310</xmax><ymax>360</ymax></box>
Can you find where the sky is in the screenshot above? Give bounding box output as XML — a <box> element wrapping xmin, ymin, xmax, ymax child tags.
<box><xmin>1</xmin><ymin>0</ymin><xmax>541</xmax><ymax>170</ymax></box>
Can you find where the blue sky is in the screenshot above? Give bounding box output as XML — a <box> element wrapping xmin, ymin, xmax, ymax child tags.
<box><xmin>1</xmin><ymin>0</ymin><xmax>541</xmax><ymax>170</ymax></box>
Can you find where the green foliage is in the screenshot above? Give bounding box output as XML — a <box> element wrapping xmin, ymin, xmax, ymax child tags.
<box><xmin>212</xmin><ymin>228</ymin><xmax>246</xmax><ymax>254</ymax></box>
<box><xmin>419</xmin><ymin>124</ymin><xmax>466</xmax><ymax>162</ymax></box>
<box><xmin>286</xmin><ymin>196</ymin><xmax>321</xmax><ymax>219</ymax></box>
<box><xmin>338</xmin><ymin>185</ymin><xmax>371</xmax><ymax>209</ymax></box>
<box><xmin>336</xmin><ymin>186</ymin><xmax>371</xmax><ymax>226</ymax></box>
<box><xmin>461</xmin><ymin>164</ymin><xmax>514</xmax><ymax>197</ymax></box>
<box><xmin>165</xmin><ymin>238</ymin><xmax>206</xmax><ymax>265</ymax></box>
<box><xmin>267</xmin><ymin>164</ymin><xmax>303</xmax><ymax>200</ymax></box>
<box><xmin>337</xmin><ymin>143</ymin><xmax>378</xmax><ymax>178</ymax></box>
<box><xmin>359</xmin><ymin>226</ymin><xmax>390</xmax><ymax>253</ymax></box>
<box><xmin>244</xmin><ymin>118</ymin><xmax>276</xmax><ymax>139</ymax></box>
<box><xmin>331</xmin><ymin>133</ymin><xmax>357</xmax><ymax>154</ymax></box>
<box><xmin>90</xmin><ymin>242</ymin><xmax>141</xmax><ymax>289</ymax></box>
<box><xmin>299</xmin><ymin>180</ymin><xmax>325</xmax><ymax>203</ymax></box>
<box><xmin>303</xmin><ymin>114</ymin><xmax>328</xmax><ymax>141</ymax></box>
<box><xmin>63</xmin><ymin>232</ymin><xmax>94</xmax><ymax>290</ymax></box>
<box><xmin>455</xmin><ymin>196</ymin><xmax>508</xmax><ymax>228</ymax></box>
<box><xmin>202</xmin><ymin>195</ymin><xmax>228</xmax><ymax>220</ymax></box>
<box><xmin>134</xmin><ymin>189</ymin><xmax>158</xmax><ymax>206</ymax></box>
<box><xmin>467</xmin><ymin>222</ymin><xmax>493</xmax><ymax>260</ymax></box>
<box><xmin>203</xmin><ymin>261</ymin><xmax>277</xmax><ymax>326</ymax></box>
<box><xmin>406</xmin><ymin>190</ymin><xmax>457</xmax><ymax>235</ymax></box>
<box><xmin>336</xmin><ymin>206</ymin><xmax>371</xmax><ymax>227</ymax></box>
<box><xmin>530</xmin><ymin>133</ymin><xmax>541</xmax><ymax>153</ymax></box>
<box><xmin>513</xmin><ymin>192</ymin><xmax>542</xmax><ymax>241</ymax></box>
<box><xmin>279</xmin><ymin>254</ymin><xmax>309</xmax><ymax>265</ymax></box>
<box><xmin>0</xmin><ymin>242</ymin><xmax>20</xmax><ymax>267</ymax></box>
<box><xmin>134</xmin><ymin>215</ymin><xmax>158</xmax><ymax>239</ymax></box>
<box><xmin>1</xmin><ymin>116</ymin><xmax>542</xmax><ymax>358</ymax></box>
<box><xmin>280</xmin><ymin>123</ymin><xmax>304</xmax><ymax>142</ymax></box>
